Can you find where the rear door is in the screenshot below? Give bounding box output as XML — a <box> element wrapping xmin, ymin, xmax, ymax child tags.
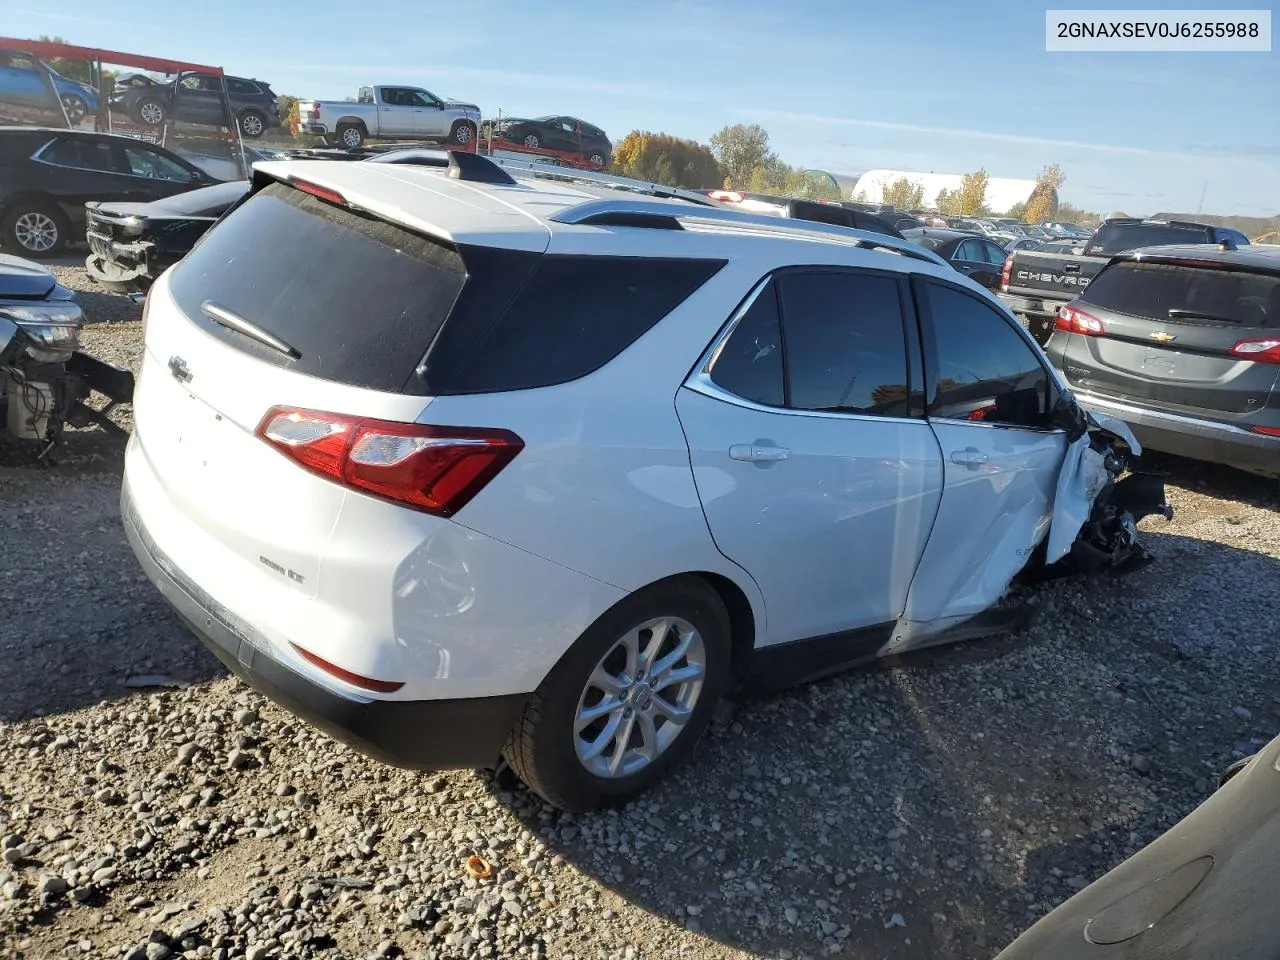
<box><xmin>375</xmin><ymin>88</ymin><xmax>417</xmax><ymax>136</ymax></box>
<box><xmin>899</xmin><ymin>279</ymin><xmax>1066</xmax><ymax>638</ymax></box>
<box><xmin>1061</xmin><ymin>259</ymin><xmax>1280</xmax><ymax>415</ymax></box>
<box><xmin>115</xmin><ymin>142</ymin><xmax>201</xmax><ymax>201</ymax></box>
<box><xmin>677</xmin><ymin>267</ymin><xmax>942</xmax><ymax>649</ymax></box>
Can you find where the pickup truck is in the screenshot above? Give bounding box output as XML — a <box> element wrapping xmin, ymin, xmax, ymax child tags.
<box><xmin>296</xmin><ymin>85</ymin><xmax>481</xmax><ymax>149</ymax></box>
<box><xmin>1000</xmin><ymin>217</ymin><xmax>1251</xmax><ymax>344</ymax></box>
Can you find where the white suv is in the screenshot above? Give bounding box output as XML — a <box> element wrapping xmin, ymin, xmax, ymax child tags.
<box><xmin>123</xmin><ymin>153</ymin><xmax>1148</xmax><ymax>811</ymax></box>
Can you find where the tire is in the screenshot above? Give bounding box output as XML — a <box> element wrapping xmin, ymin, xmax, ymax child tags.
<box><xmin>336</xmin><ymin>123</ymin><xmax>365</xmax><ymax>149</ymax></box>
<box><xmin>61</xmin><ymin>94</ymin><xmax>88</xmax><ymax>125</ymax></box>
<box><xmin>503</xmin><ymin>578</ymin><xmax>731</xmax><ymax>812</ymax></box>
<box><xmin>2</xmin><ymin>200</ymin><xmax>69</xmax><ymax>257</ymax></box>
<box><xmin>522</xmin><ymin>132</ymin><xmax>541</xmax><ymax>149</ymax></box>
<box><xmin>588</xmin><ymin>153</ymin><xmax>606</xmax><ymax>167</ymax></box>
<box><xmin>135</xmin><ymin>97</ymin><xmax>166</xmax><ymax>126</ymax></box>
<box><xmin>238</xmin><ymin>110</ymin><xmax>267</xmax><ymax>138</ymax></box>
<box><xmin>450</xmin><ymin>121</ymin><xmax>476</xmax><ymax>146</ymax></box>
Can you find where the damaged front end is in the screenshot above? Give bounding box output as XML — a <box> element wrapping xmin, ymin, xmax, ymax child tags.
<box><xmin>1</xmin><ymin>259</ymin><xmax>134</xmax><ymax>456</ymax></box>
<box><xmin>1042</xmin><ymin>394</ymin><xmax>1173</xmax><ymax>576</ymax></box>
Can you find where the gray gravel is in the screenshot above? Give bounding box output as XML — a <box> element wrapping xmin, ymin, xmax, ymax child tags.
<box><xmin>2</xmin><ymin>270</ymin><xmax>1278</xmax><ymax>960</ymax></box>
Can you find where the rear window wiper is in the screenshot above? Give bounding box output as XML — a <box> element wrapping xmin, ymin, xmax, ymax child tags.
<box><xmin>1167</xmin><ymin>308</ymin><xmax>1239</xmax><ymax>324</ymax></box>
<box><xmin>201</xmin><ymin>300</ymin><xmax>301</xmax><ymax>358</ymax></box>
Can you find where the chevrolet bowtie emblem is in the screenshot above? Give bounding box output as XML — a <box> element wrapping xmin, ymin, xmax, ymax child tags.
<box><xmin>1149</xmin><ymin>331</ymin><xmax>1176</xmax><ymax>342</ymax></box>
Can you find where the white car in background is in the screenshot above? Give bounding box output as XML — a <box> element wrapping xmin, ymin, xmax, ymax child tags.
<box><xmin>121</xmin><ymin>154</ymin><xmax>1167</xmax><ymax>811</ymax></box>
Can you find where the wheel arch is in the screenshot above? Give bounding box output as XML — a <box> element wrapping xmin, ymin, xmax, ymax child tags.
<box><xmin>336</xmin><ymin>115</ymin><xmax>369</xmax><ymax>131</ymax></box>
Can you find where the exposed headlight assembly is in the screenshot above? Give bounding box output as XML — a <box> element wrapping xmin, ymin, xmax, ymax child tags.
<box><xmin>0</xmin><ymin>302</ymin><xmax>85</xmax><ymax>363</ymax></box>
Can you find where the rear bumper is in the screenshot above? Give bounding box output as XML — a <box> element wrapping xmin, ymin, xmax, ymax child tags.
<box><xmin>121</xmin><ymin>479</ymin><xmax>529</xmax><ymax>770</ymax></box>
<box><xmin>299</xmin><ymin>122</ymin><xmax>331</xmax><ymax>136</ymax></box>
<box><xmin>998</xmin><ymin>291</ymin><xmax>1064</xmax><ymax>319</ymax></box>
<box><xmin>1071</xmin><ymin>391</ymin><xmax>1280</xmax><ymax>476</ymax></box>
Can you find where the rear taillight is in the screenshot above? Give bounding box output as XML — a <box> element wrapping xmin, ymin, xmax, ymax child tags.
<box><xmin>1055</xmin><ymin>303</ymin><xmax>1105</xmax><ymax>336</ymax></box>
<box><xmin>292</xmin><ymin>180</ymin><xmax>345</xmax><ymax>205</ymax></box>
<box><xmin>1250</xmin><ymin>425</ymin><xmax>1280</xmax><ymax>437</ymax></box>
<box><xmin>256</xmin><ymin>407</ymin><xmax>523</xmax><ymax>517</ymax></box>
<box><xmin>1228</xmin><ymin>338</ymin><xmax>1280</xmax><ymax>364</ymax></box>
<box><xmin>1000</xmin><ymin>254</ymin><xmax>1013</xmax><ymax>290</ymax></box>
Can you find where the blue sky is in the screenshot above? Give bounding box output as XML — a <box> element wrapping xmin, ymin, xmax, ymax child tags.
<box><xmin>8</xmin><ymin>0</ymin><xmax>1278</xmax><ymax>216</ymax></box>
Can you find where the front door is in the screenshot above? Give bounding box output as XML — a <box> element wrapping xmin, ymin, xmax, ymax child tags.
<box><xmin>677</xmin><ymin>268</ymin><xmax>943</xmax><ymax>651</ymax></box>
<box><xmin>410</xmin><ymin>89</ymin><xmax>448</xmax><ymax>137</ymax></box>
<box><xmin>376</xmin><ymin>88</ymin><xmax>417</xmax><ymax>136</ymax></box>
<box><xmin>893</xmin><ymin>278</ymin><xmax>1067</xmax><ymax>646</ymax></box>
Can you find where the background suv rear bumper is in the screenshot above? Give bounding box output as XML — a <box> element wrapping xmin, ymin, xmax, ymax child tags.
<box><xmin>1072</xmin><ymin>391</ymin><xmax>1279</xmax><ymax>477</ymax></box>
<box><xmin>121</xmin><ymin>480</ymin><xmax>528</xmax><ymax>771</ymax></box>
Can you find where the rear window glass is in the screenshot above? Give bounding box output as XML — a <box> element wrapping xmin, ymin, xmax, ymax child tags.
<box><xmin>169</xmin><ymin>182</ymin><xmax>466</xmax><ymax>392</ymax></box>
<box><xmin>427</xmin><ymin>255</ymin><xmax>725</xmax><ymax>394</ymax></box>
<box><xmin>1087</xmin><ymin>223</ymin><xmax>1210</xmax><ymax>255</ymax></box>
<box><xmin>1081</xmin><ymin>261</ymin><xmax>1280</xmax><ymax>328</ymax></box>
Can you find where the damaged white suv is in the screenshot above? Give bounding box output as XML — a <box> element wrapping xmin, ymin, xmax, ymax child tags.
<box><xmin>122</xmin><ymin>153</ymin><xmax>1169</xmax><ymax>811</ymax></box>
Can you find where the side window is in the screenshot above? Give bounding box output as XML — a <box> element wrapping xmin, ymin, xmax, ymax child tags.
<box><xmin>982</xmin><ymin>241</ymin><xmax>1008</xmax><ymax>265</ymax></box>
<box><xmin>41</xmin><ymin>138</ymin><xmax>118</xmax><ymax>172</ymax></box>
<box><xmin>919</xmin><ymin>282</ymin><xmax>1049</xmax><ymax>428</ymax></box>
<box><xmin>381</xmin><ymin>88</ymin><xmax>405</xmax><ymax>106</ymax></box>
<box><xmin>122</xmin><ymin>144</ymin><xmax>190</xmax><ymax>181</ymax></box>
<box><xmin>956</xmin><ymin>239</ymin><xmax>982</xmax><ymax>261</ymax></box>
<box><xmin>776</xmin><ymin>270</ymin><xmax>911</xmax><ymax>416</ymax></box>
<box><xmin>433</xmin><ymin>256</ymin><xmax>726</xmax><ymax>394</ymax></box>
<box><xmin>708</xmin><ymin>282</ymin><xmax>784</xmax><ymax>407</ymax></box>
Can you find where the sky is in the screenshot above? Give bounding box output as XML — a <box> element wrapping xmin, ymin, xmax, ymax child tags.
<box><xmin>6</xmin><ymin>0</ymin><xmax>1278</xmax><ymax>217</ymax></box>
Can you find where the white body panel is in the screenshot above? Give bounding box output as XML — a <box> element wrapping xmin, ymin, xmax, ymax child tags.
<box><xmin>676</xmin><ymin>384</ymin><xmax>942</xmax><ymax>643</ymax></box>
<box><xmin>888</xmin><ymin>420</ymin><xmax>1067</xmax><ymax>649</ymax></box>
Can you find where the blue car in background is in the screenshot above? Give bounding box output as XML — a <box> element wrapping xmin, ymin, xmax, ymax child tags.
<box><xmin>0</xmin><ymin>48</ymin><xmax>100</xmax><ymax>125</ymax></box>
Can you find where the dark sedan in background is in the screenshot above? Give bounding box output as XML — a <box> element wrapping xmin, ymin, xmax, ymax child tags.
<box><xmin>490</xmin><ymin>115</ymin><xmax>611</xmax><ymax>166</ymax></box>
<box><xmin>0</xmin><ymin>127</ymin><xmax>217</xmax><ymax>256</ymax></box>
<box><xmin>84</xmin><ymin>179</ymin><xmax>249</xmax><ymax>291</ymax></box>
<box><xmin>1045</xmin><ymin>244</ymin><xmax>1280</xmax><ymax>477</ymax></box>
<box><xmin>901</xmin><ymin>227</ymin><xmax>1010</xmax><ymax>289</ymax></box>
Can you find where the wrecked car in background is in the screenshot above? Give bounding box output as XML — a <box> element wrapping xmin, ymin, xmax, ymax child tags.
<box><xmin>121</xmin><ymin>156</ymin><xmax>1170</xmax><ymax>812</ymax></box>
<box><xmin>994</xmin><ymin>730</ymin><xmax>1280</xmax><ymax>959</ymax></box>
<box><xmin>1</xmin><ymin>253</ymin><xmax>132</xmax><ymax>450</ymax></box>
<box><xmin>84</xmin><ymin>180</ymin><xmax>250</xmax><ymax>292</ymax></box>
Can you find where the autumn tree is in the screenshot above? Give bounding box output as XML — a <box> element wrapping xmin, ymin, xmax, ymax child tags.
<box><xmin>710</xmin><ymin>123</ymin><xmax>777</xmax><ymax>190</ymax></box>
<box><xmin>957</xmin><ymin>168</ymin><xmax>990</xmax><ymax>216</ymax></box>
<box><xmin>936</xmin><ymin>188</ymin><xmax>959</xmax><ymax>215</ymax></box>
<box><xmin>1056</xmin><ymin>200</ymin><xmax>1099</xmax><ymax>226</ymax></box>
<box><xmin>880</xmin><ymin>177</ymin><xmax>925</xmax><ymax>210</ymax></box>
<box><xmin>1005</xmin><ymin>200</ymin><xmax>1028</xmax><ymax>220</ymax></box>
<box><xmin>611</xmin><ymin>131</ymin><xmax>722</xmax><ymax>188</ymax></box>
<box><xmin>1023</xmin><ymin>163</ymin><xmax>1066</xmax><ymax>223</ymax></box>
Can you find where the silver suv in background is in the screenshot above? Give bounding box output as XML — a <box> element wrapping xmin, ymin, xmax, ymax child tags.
<box><xmin>296</xmin><ymin>85</ymin><xmax>481</xmax><ymax>149</ymax></box>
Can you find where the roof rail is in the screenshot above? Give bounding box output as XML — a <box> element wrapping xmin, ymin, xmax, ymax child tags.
<box><xmin>486</xmin><ymin>156</ymin><xmax>719</xmax><ymax>207</ymax></box>
<box><xmin>548</xmin><ymin>198</ymin><xmax>948</xmax><ymax>267</ymax></box>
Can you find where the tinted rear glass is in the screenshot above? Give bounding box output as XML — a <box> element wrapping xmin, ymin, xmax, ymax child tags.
<box><xmin>169</xmin><ymin>182</ymin><xmax>466</xmax><ymax>392</ymax></box>
<box><xmin>1081</xmin><ymin>261</ymin><xmax>1280</xmax><ymax>328</ymax></box>
<box><xmin>426</xmin><ymin>255</ymin><xmax>725</xmax><ymax>394</ymax></box>
<box><xmin>1088</xmin><ymin>223</ymin><xmax>1210</xmax><ymax>255</ymax></box>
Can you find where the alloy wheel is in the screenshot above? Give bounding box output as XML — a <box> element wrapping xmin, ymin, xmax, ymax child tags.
<box><xmin>14</xmin><ymin>212</ymin><xmax>57</xmax><ymax>253</ymax></box>
<box><xmin>241</xmin><ymin>114</ymin><xmax>264</xmax><ymax>137</ymax></box>
<box><xmin>573</xmin><ymin>617</ymin><xmax>706</xmax><ymax>779</ymax></box>
<box><xmin>139</xmin><ymin>102</ymin><xmax>164</xmax><ymax>125</ymax></box>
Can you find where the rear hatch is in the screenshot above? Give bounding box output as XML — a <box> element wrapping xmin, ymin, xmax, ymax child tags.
<box><xmin>1058</xmin><ymin>257</ymin><xmax>1280</xmax><ymax>415</ymax></box>
<box><xmin>1006</xmin><ymin>249</ymin><xmax>1104</xmax><ymax>299</ymax></box>
<box><xmin>133</xmin><ymin>178</ymin><xmax>479</xmax><ymax>595</ymax></box>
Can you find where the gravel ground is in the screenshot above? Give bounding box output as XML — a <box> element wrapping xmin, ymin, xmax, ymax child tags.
<box><xmin>2</xmin><ymin>273</ymin><xmax>1278</xmax><ymax>960</ymax></box>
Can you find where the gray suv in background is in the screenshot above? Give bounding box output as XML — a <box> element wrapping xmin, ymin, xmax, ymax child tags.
<box><xmin>1045</xmin><ymin>244</ymin><xmax>1280</xmax><ymax>477</ymax></box>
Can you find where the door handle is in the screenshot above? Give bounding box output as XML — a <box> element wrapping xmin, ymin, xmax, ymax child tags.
<box><xmin>950</xmin><ymin>447</ymin><xmax>989</xmax><ymax>467</ymax></box>
<box><xmin>730</xmin><ymin>443</ymin><xmax>790</xmax><ymax>463</ymax></box>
